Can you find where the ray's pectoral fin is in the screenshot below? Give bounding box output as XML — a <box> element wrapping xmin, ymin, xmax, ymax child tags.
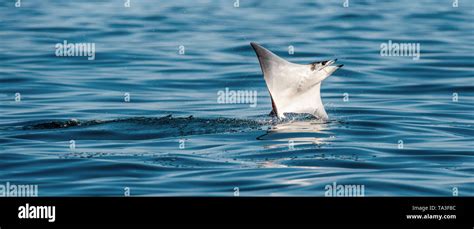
<box><xmin>251</xmin><ymin>42</ymin><xmax>343</xmax><ymax>120</ymax></box>
<box><xmin>268</xmin><ymin>95</ymin><xmax>278</xmax><ymax>116</ymax></box>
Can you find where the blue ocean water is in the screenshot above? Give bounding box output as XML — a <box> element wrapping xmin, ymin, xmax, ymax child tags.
<box><xmin>0</xmin><ymin>0</ymin><xmax>473</xmax><ymax>196</ymax></box>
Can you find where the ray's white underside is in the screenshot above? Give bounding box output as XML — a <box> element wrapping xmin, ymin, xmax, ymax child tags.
<box><xmin>251</xmin><ymin>42</ymin><xmax>342</xmax><ymax>120</ymax></box>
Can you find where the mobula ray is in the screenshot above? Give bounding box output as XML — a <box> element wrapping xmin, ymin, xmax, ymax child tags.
<box><xmin>251</xmin><ymin>42</ymin><xmax>342</xmax><ymax>120</ymax></box>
